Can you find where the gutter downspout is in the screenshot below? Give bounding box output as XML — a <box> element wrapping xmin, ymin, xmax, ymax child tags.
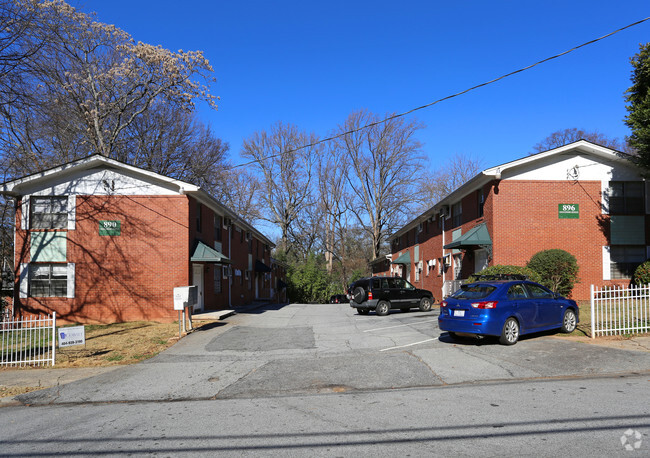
<box><xmin>228</xmin><ymin>223</ymin><xmax>232</xmax><ymax>308</ymax></box>
<box><xmin>441</xmin><ymin>215</ymin><xmax>446</xmax><ymax>299</ymax></box>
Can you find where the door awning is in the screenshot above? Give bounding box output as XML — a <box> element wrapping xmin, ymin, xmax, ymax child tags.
<box><xmin>255</xmin><ymin>260</ymin><xmax>272</xmax><ymax>272</ymax></box>
<box><xmin>392</xmin><ymin>251</ymin><xmax>411</xmax><ymax>264</ymax></box>
<box><xmin>191</xmin><ymin>241</ymin><xmax>231</xmax><ymax>263</ymax></box>
<box><xmin>443</xmin><ymin>223</ymin><xmax>492</xmax><ymax>249</ymax></box>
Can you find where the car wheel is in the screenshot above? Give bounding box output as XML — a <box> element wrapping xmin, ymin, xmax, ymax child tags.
<box><xmin>561</xmin><ymin>309</ymin><xmax>577</xmax><ymax>333</ymax></box>
<box><xmin>375</xmin><ymin>301</ymin><xmax>390</xmax><ymax>316</ymax></box>
<box><xmin>419</xmin><ymin>297</ymin><xmax>432</xmax><ymax>312</ymax></box>
<box><xmin>357</xmin><ymin>308</ymin><xmax>369</xmax><ymax>315</ymax></box>
<box><xmin>499</xmin><ymin>317</ymin><xmax>519</xmax><ymax>345</ymax></box>
<box><xmin>352</xmin><ymin>286</ymin><xmax>366</xmax><ymax>304</ymax></box>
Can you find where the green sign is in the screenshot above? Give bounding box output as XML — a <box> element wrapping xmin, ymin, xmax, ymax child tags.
<box><xmin>99</xmin><ymin>220</ymin><xmax>121</xmax><ymax>236</ymax></box>
<box><xmin>558</xmin><ymin>204</ymin><xmax>579</xmax><ymax>219</ymax></box>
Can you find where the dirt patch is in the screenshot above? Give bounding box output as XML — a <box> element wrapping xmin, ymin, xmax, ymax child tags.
<box><xmin>554</xmin><ymin>333</ymin><xmax>650</xmax><ymax>352</ymax></box>
<box><xmin>53</xmin><ymin>321</ymin><xmax>183</xmax><ymax>367</ymax></box>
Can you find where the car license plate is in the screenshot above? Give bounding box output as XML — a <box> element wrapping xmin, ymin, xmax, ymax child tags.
<box><xmin>453</xmin><ymin>310</ymin><xmax>465</xmax><ymax>317</ymax></box>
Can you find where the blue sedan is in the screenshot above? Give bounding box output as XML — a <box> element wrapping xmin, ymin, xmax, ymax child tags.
<box><xmin>438</xmin><ymin>278</ymin><xmax>579</xmax><ymax>345</ymax></box>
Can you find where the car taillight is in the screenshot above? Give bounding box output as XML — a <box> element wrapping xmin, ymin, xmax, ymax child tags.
<box><xmin>471</xmin><ymin>301</ymin><xmax>498</xmax><ymax>309</ymax></box>
<box><xmin>440</xmin><ymin>301</ymin><xmax>448</xmax><ymax>307</ymax></box>
<box><xmin>368</xmin><ymin>291</ymin><xmax>373</xmax><ymax>300</ymax></box>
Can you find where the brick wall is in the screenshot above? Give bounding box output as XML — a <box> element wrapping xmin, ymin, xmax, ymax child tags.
<box><xmin>15</xmin><ymin>195</ymin><xmax>190</xmax><ymax>324</ymax></box>
<box><xmin>491</xmin><ymin>180</ymin><xmax>608</xmax><ymax>299</ymax></box>
<box><xmin>391</xmin><ymin>179</ymin><xmax>617</xmax><ymax>301</ymax></box>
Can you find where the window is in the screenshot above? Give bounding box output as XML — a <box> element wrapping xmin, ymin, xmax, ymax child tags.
<box><xmin>452</xmin><ymin>284</ymin><xmax>496</xmax><ymax>300</ymax></box>
<box><xmin>451</xmin><ymin>202</ymin><xmax>462</xmax><ymax>228</ymax></box>
<box><xmin>477</xmin><ymin>189</ymin><xmax>485</xmax><ymax>217</ymax></box>
<box><xmin>608</xmin><ymin>181</ymin><xmax>644</xmax><ymax>214</ymax></box>
<box><xmin>31</xmin><ymin>196</ymin><xmax>67</xmax><ymax>229</ymax></box>
<box><xmin>214</xmin><ymin>267</ymin><xmax>222</xmax><ymax>293</ymax></box>
<box><xmin>214</xmin><ymin>215</ymin><xmax>222</xmax><ymax>241</ymax></box>
<box><xmin>196</xmin><ymin>203</ymin><xmax>202</xmax><ymax>232</ymax></box>
<box><xmin>507</xmin><ymin>284</ymin><xmax>528</xmax><ymax>300</ymax></box>
<box><xmin>525</xmin><ymin>283</ymin><xmax>554</xmax><ymax>299</ymax></box>
<box><xmin>610</xmin><ymin>245</ymin><xmax>645</xmax><ymax>279</ymax></box>
<box><xmin>29</xmin><ymin>264</ymin><xmax>67</xmax><ymax>297</ymax></box>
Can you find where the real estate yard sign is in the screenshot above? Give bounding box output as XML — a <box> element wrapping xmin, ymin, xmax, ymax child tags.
<box><xmin>558</xmin><ymin>204</ymin><xmax>579</xmax><ymax>219</ymax></box>
<box><xmin>58</xmin><ymin>326</ymin><xmax>85</xmax><ymax>348</ymax></box>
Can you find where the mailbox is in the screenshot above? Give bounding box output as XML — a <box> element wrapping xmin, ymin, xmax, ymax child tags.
<box><xmin>173</xmin><ymin>286</ymin><xmax>198</xmax><ymax>311</ymax></box>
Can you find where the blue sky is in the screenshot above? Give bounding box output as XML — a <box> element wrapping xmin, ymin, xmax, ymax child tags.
<box><xmin>79</xmin><ymin>0</ymin><xmax>650</xmax><ymax>171</ymax></box>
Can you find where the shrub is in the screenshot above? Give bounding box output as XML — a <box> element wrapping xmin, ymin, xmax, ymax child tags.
<box><xmin>526</xmin><ymin>249</ymin><xmax>579</xmax><ymax>297</ymax></box>
<box><xmin>469</xmin><ymin>265</ymin><xmax>541</xmax><ymax>283</ymax></box>
<box><xmin>286</xmin><ymin>252</ymin><xmax>338</xmax><ymax>303</ymax></box>
<box><xmin>633</xmin><ymin>260</ymin><xmax>650</xmax><ymax>285</ymax></box>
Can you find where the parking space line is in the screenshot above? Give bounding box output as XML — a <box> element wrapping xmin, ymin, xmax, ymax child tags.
<box><xmin>363</xmin><ymin>319</ymin><xmax>438</xmax><ymax>333</ymax></box>
<box><xmin>379</xmin><ymin>338</ymin><xmax>437</xmax><ymax>352</ymax></box>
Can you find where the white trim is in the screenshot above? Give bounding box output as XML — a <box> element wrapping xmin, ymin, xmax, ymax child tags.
<box><xmin>67</xmin><ymin>195</ymin><xmax>76</xmax><ymax>230</ymax></box>
<box><xmin>19</xmin><ymin>263</ymin><xmax>28</xmax><ymax>298</ymax></box>
<box><xmin>21</xmin><ymin>196</ymin><xmax>29</xmax><ymax>230</ymax></box>
<box><xmin>67</xmin><ymin>263</ymin><xmax>75</xmax><ymax>298</ymax></box>
<box><xmin>602</xmin><ymin>246</ymin><xmax>611</xmax><ymax>281</ymax></box>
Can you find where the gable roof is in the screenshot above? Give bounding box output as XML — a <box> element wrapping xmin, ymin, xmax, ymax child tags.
<box><xmin>390</xmin><ymin>140</ymin><xmax>635</xmax><ymax>240</ymax></box>
<box><xmin>1</xmin><ymin>154</ymin><xmax>275</xmax><ymax>247</ymax></box>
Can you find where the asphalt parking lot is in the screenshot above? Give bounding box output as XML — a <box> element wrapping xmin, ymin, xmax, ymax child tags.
<box><xmin>8</xmin><ymin>302</ymin><xmax>650</xmax><ymax>406</ymax></box>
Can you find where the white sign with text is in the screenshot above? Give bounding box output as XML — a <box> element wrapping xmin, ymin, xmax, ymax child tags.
<box><xmin>58</xmin><ymin>326</ymin><xmax>85</xmax><ymax>348</ymax></box>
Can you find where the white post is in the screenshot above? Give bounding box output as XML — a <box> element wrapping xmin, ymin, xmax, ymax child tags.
<box><xmin>52</xmin><ymin>312</ymin><xmax>56</xmax><ymax>366</ymax></box>
<box><xmin>590</xmin><ymin>285</ymin><xmax>595</xmax><ymax>339</ymax></box>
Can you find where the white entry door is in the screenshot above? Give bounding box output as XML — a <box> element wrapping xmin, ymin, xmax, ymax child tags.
<box><xmin>475</xmin><ymin>249</ymin><xmax>489</xmax><ymax>273</ymax></box>
<box><xmin>192</xmin><ymin>264</ymin><xmax>205</xmax><ymax>312</ymax></box>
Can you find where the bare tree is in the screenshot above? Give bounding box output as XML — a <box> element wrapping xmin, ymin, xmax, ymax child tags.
<box><xmin>0</xmin><ymin>0</ymin><xmax>219</xmax><ymax>177</ymax></box>
<box><xmin>532</xmin><ymin>128</ymin><xmax>629</xmax><ymax>153</ymax></box>
<box><xmin>218</xmin><ymin>168</ymin><xmax>262</xmax><ymax>225</ymax></box>
<box><xmin>420</xmin><ymin>152</ymin><xmax>484</xmax><ymax>208</ymax></box>
<box><xmin>241</xmin><ymin>122</ymin><xmax>318</xmax><ymax>254</ymax></box>
<box><xmin>334</xmin><ymin>110</ymin><xmax>425</xmax><ymax>260</ymax></box>
<box><xmin>124</xmin><ymin>101</ymin><xmax>229</xmax><ymax>193</ymax></box>
<box><xmin>316</xmin><ymin>143</ymin><xmax>350</xmax><ymax>272</ymax></box>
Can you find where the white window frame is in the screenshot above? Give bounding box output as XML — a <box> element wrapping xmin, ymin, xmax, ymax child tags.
<box><xmin>21</xmin><ymin>262</ymin><xmax>75</xmax><ymax>298</ymax></box>
<box><xmin>29</xmin><ymin>196</ymin><xmax>70</xmax><ymax>230</ymax></box>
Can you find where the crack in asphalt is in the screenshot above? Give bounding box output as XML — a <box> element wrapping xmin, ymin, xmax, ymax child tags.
<box><xmin>407</xmin><ymin>350</ymin><xmax>447</xmax><ymax>385</ymax></box>
<box><xmin>11</xmin><ymin>370</ymin><xmax>650</xmax><ymax>408</ymax></box>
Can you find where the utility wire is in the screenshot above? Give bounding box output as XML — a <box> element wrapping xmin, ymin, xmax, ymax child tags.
<box><xmin>228</xmin><ymin>16</ymin><xmax>650</xmax><ymax>170</ymax></box>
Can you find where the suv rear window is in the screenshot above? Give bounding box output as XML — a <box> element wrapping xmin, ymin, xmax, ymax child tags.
<box><xmin>451</xmin><ymin>284</ymin><xmax>496</xmax><ymax>300</ymax></box>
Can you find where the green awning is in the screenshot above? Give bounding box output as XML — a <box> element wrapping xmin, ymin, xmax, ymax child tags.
<box><xmin>392</xmin><ymin>251</ymin><xmax>411</xmax><ymax>264</ymax></box>
<box><xmin>255</xmin><ymin>260</ymin><xmax>272</xmax><ymax>272</ymax></box>
<box><xmin>443</xmin><ymin>223</ymin><xmax>492</xmax><ymax>249</ymax></box>
<box><xmin>191</xmin><ymin>241</ymin><xmax>231</xmax><ymax>263</ymax></box>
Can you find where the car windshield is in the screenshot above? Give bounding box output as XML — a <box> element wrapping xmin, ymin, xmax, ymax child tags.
<box><xmin>451</xmin><ymin>284</ymin><xmax>496</xmax><ymax>300</ymax></box>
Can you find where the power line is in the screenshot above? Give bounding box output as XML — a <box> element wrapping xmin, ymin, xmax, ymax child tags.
<box><xmin>228</xmin><ymin>16</ymin><xmax>650</xmax><ymax>171</ymax></box>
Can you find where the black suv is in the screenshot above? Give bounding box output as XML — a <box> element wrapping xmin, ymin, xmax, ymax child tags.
<box><xmin>347</xmin><ymin>276</ymin><xmax>435</xmax><ymax>316</ymax></box>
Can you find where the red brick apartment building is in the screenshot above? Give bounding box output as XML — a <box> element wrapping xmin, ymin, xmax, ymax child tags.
<box><xmin>1</xmin><ymin>155</ymin><xmax>281</xmax><ymax>324</ymax></box>
<box><xmin>386</xmin><ymin>140</ymin><xmax>649</xmax><ymax>301</ymax></box>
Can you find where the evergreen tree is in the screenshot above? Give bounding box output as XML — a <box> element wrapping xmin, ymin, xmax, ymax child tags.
<box><xmin>625</xmin><ymin>42</ymin><xmax>650</xmax><ymax>175</ymax></box>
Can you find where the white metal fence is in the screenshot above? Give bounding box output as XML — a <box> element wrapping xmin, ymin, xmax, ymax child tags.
<box><xmin>591</xmin><ymin>284</ymin><xmax>650</xmax><ymax>338</ymax></box>
<box><xmin>443</xmin><ymin>280</ymin><xmax>465</xmax><ymax>298</ymax></box>
<box><xmin>0</xmin><ymin>313</ymin><xmax>56</xmax><ymax>367</ymax></box>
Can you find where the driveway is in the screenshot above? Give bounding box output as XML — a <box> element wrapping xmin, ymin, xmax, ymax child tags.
<box><xmin>14</xmin><ymin>303</ymin><xmax>650</xmax><ymax>405</ymax></box>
